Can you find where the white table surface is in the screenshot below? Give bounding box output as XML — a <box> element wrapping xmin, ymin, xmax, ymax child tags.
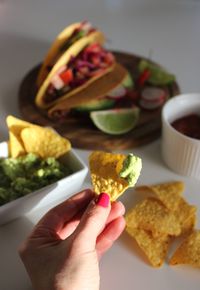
<box><xmin>1</xmin><ymin>1</ymin><xmax>200</xmax><ymax>289</ymax></box>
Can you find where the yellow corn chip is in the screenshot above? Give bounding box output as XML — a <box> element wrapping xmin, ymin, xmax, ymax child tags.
<box><xmin>126</xmin><ymin>197</ymin><xmax>181</xmax><ymax>238</ymax></box>
<box><xmin>136</xmin><ymin>181</ymin><xmax>184</xmax><ymax>211</ymax></box>
<box><xmin>170</xmin><ymin>230</ymin><xmax>200</xmax><ymax>267</ymax></box>
<box><xmin>126</xmin><ymin>227</ymin><xmax>171</xmax><ymax>267</ymax></box>
<box><xmin>125</xmin><ymin>180</ymin><xmax>198</xmax><ymax>268</ymax></box>
<box><xmin>7</xmin><ymin>115</ymin><xmax>37</xmax><ymax>141</ymax></box>
<box><xmin>136</xmin><ymin>181</ymin><xmax>196</xmax><ymax>235</ymax></box>
<box><xmin>6</xmin><ymin>115</ymin><xmax>34</xmax><ymax>129</ymax></box>
<box><xmin>6</xmin><ymin>115</ymin><xmax>37</xmax><ymax>157</ymax></box>
<box><xmin>89</xmin><ymin>151</ymin><xmax>128</xmax><ymax>201</ymax></box>
<box><xmin>21</xmin><ymin>127</ymin><xmax>71</xmax><ymax>158</ymax></box>
<box><xmin>8</xmin><ymin>131</ymin><xmax>26</xmax><ymax>158</ymax></box>
<box><xmin>6</xmin><ymin>115</ymin><xmax>71</xmax><ymax>158</ymax></box>
<box><xmin>174</xmin><ymin>198</ymin><xmax>197</xmax><ymax>235</ymax></box>
<box><xmin>89</xmin><ymin>151</ymin><xmax>142</xmax><ymax>201</ymax></box>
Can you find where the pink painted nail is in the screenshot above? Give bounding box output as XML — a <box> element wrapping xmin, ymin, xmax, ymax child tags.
<box><xmin>96</xmin><ymin>192</ymin><xmax>110</xmax><ymax>208</ymax></box>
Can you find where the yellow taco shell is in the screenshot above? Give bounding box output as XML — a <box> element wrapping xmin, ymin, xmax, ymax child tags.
<box><xmin>35</xmin><ymin>30</ymin><xmax>106</xmax><ymax>109</ymax></box>
<box><xmin>48</xmin><ymin>63</ymin><xmax>128</xmax><ymax>119</ymax></box>
<box><xmin>37</xmin><ymin>22</ymin><xmax>83</xmax><ymax>87</ymax></box>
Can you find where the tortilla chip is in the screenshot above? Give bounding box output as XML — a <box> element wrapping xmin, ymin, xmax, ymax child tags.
<box><xmin>173</xmin><ymin>198</ymin><xmax>197</xmax><ymax>235</ymax></box>
<box><xmin>181</xmin><ymin>215</ymin><xmax>197</xmax><ymax>235</ymax></box>
<box><xmin>6</xmin><ymin>115</ymin><xmax>38</xmax><ymax>157</ymax></box>
<box><xmin>126</xmin><ymin>227</ymin><xmax>171</xmax><ymax>267</ymax></box>
<box><xmin>89</xmin><ymin>151</ymin><xmax>128</xmax><ymax>201</ymax></box>
<box><xmin>136</xmin><ymin>181</ymin><xmax>185</xmax><ymax>211</ymax></box>
<box><xmin>169</xmin><ymin>230</ymin><xmax>200</xmax><ymax>267</ymax></box>
<box><xmin>8</xmin><ymin>131</ymin><xmax>26</xmax><ymax>158</ymax></box>
<box><xmin>20</xmin><ymin>126</ymin><xmax>71</xmax><ymax>158</ymax></box>
<box><xmin>6</xmin><ymin>115</ymin><xmax>34</xmax><ymax>128</ymax></box>
<box><xmin>135</xmin><ymin>182</ymin><xmax>196</xmax><ymax>236</ymax></box>
<box><xmin>125</xmin><ymin>180</ymin><xmax>198</xmax><ymax>268</ymax></box>
<box><xmin>126</xmin><ymin>197</ymin><xmax>181</xmax><ymax>238</ymax></box>
<box><xmin>6</xmin><ymin>115</ymin><xmax>71</xmax><ymax>158</ymax></box>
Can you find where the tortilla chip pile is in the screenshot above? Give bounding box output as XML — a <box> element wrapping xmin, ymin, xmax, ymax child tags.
<box><xmin>169</xmin><ymin>230</ymin><xmax>200</xmax><ymax>267</ymax></box>
<box><xmin>89</xmin><ymin>151</ymin><xmax>142</xmax><ymax>201</ymax></box>
<box><xmin>6</xmin><ymin>115</ymin><xmax>71</xmax><ymax>158</ymax></box>
<box><xmin>126</xmin><ymin>181</ymin><xmax>198</xmax><ymax>268</ymax></box>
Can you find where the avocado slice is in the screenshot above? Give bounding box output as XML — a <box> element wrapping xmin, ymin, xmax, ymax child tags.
<box><xmin>74</xmin><ymin>98</ymin><xmax>115</xmax><ymax>112</ymax></box>
<box><xmin>123</xmin><ymin>72</ymin><xmax>134</xmax><ymax>89</ymax></box>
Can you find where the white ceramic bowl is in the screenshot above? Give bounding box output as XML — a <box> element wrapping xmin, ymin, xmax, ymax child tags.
<box><xmin>0</xmin><ymin>142</ymin><xmax>88</xmax><ymax>225</ymax></box>
<box><xmin>161</xmin><ymin>93</ymin><xmax>200</xmax><ymax>179</ymax></box>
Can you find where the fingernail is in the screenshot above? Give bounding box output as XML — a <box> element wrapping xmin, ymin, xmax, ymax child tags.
<box><xmin>96</xmin><ymin>192</ymin><xmax>110</xmax><ymax>208</ymax></box>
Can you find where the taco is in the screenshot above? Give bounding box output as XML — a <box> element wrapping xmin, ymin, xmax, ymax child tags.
<box><xmin>47</xmin><ymin>63</ymin><xmax>129</xmax><ymax>119</ymax></box>
<box><xmin>35</xmin><ymin>31</ymin><xmax>115</xmax><ymax>109</ymax></box>
<box><xmin>37</xmin><ymin>21</ymin><xmax>100</xmax><ymax>87</ymax></box>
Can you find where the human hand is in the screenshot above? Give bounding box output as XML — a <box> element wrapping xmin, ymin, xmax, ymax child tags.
<box><xmin>19</xmin><ymin>189</ymin><xmax>125</xmax><ymax>290</ymax></box>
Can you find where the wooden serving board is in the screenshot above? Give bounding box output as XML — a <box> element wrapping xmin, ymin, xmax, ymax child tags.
<box><xmin>18</xmin><ymin>51</ymin><xmax>180</xmax><ymax>150</ymax></box>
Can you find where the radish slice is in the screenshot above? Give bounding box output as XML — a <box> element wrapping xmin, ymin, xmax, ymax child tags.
<box><xmin>139</xmin><ymin>87</ymin><xmax>166</xmax><ymax>110</ymax></box>
<box><xmin>107</xmin><ymin>86</ymin><xmax>127</xmax><ymax>99</ymax></box>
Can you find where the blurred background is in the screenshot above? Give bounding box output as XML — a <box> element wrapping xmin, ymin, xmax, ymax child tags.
<box><xmin>0</xmin><ymin>0</ymin><xmax>200</xmax><ymax>139</ymax></box>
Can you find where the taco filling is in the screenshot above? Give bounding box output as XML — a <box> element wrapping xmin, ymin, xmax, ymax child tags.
<box><xmin>59</xmin><ymin>21</ymin><xmax>96</xmax><ymax>53</ymax></box>
<box><xmin>46</xmin><ymin>21</ymin><xmax>96</xmax><ymax>72</ymax></box>
<box><xmin>45</xmin><ymin>43</ymin><xmax>115</xmax><ymax>103</ymax></box>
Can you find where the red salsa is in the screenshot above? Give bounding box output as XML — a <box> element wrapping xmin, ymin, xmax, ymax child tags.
<box><xmin>171</xmin><ymin>114</ymin><xmax>200</xmax><ymax>140</ymax></box>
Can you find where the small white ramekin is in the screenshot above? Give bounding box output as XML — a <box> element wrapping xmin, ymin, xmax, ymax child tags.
<box><xmin>161</xmin><ymin>93</ymin><xmax>200</xmax><ymax>180</ymax></box>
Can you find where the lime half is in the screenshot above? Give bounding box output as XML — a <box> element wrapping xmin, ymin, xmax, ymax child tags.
<box><xmin>90</xmin><ymin>107</ymin><xmax>140</xmax><ymax>135</ymax></box>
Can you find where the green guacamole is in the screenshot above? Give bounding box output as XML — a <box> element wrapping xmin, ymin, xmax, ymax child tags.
<box><xmin>0</xmin><ymin>153</ymin><xmax>72</xmax><ymax>206</ymax></box>
<box><xmin>119</xmin><ymin>153</ymin><xmax>142</xmax><ymax>186</ymax></box>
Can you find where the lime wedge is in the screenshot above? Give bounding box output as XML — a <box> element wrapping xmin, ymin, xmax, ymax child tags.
<box><xmin>90</xmin><ymin>107</ymin><xmax>140</xmax><ymax>135</ymax></box>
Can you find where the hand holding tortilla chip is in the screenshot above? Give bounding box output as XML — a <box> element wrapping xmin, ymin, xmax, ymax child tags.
<box><xmin>89</xmin><ymin>151</ymin><xmax>142</xmax><ymax>201</ymax></box>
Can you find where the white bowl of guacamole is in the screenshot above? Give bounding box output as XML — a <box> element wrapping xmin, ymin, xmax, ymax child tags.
<box><xmin>0</xmin><ymin>142</ymin><xmax>88</xmax><ymax>225</ymax></box>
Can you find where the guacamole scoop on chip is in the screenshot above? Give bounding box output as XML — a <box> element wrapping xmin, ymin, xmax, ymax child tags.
<box><xmin>0</xmin><ymin>153</ymin><xmax>72</xmax><ymax>206</ymax></box>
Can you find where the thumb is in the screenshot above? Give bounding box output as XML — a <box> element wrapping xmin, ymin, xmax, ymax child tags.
<box><xmin>71</xmin><ymin>192</ymin><xmax>111</xmax><ymax>253</ymax></box>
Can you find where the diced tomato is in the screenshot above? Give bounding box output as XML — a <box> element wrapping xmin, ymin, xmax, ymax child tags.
<box><xmin>85</xmin><ymin>43</ymin><xmax>101</xmax><ymax>54</ymax></box>
<box><xmin>59</xmin><ymin>69</ymin><xmax>73</xmax><ymax>84</ymax></box>
<box><xmin>137</xmin><ymin>69</ymin><xmax>151</xmax><ymax>87</ymax></box>
<box><xmin>91</xmin><ymin>55</ymin><xmax>101</xmax><ymax>66</ymax></box>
